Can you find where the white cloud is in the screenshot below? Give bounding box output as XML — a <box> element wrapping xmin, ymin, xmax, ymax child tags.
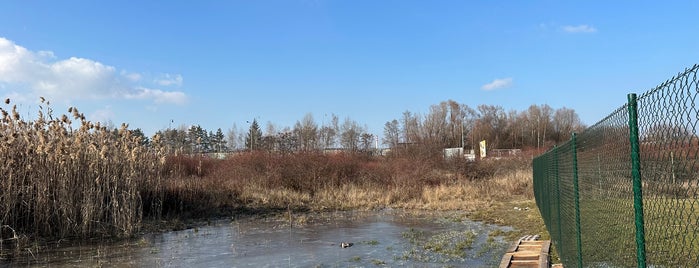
<box><xmin>562</xmin><ymin>24</ymin><xmax>597</xmax><ymax>33</ymax></box>
<box><xmin>0</xmin><ymin>37</ymin><xmax>187</xmax><ymax>104</ymax></box>
<box><xmin>155</xmin><ymin>73</ymin><xmax>183</xmax><ymax>87</ymax></box>
<box><xmin>126</xmin><ymin>87</ymin><xmax>188</xmax><ymax>105</ymax></box>
<box><xmin>40</xmin><ymin>57</ymin><xmax>119</xmax><ymax>98</ymax></box>
<box><xmin>482</xmin><ymin>77</ymin><xmax>513</xmax><ymax>91</ymax></box>
<box><xmin>121</xmin><ymin>70</ymin><xmax>142</xmax><ymax>82</ymax></box>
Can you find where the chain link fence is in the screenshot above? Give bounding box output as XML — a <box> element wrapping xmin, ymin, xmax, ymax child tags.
<box><xmin>533</xmin><ymin>64</ymin><xmax>699</xmax><ymax>267</ymax></box>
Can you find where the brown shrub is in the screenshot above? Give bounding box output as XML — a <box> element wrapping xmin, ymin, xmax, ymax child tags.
<box><xmin>164</xmin><ymin>154</ymin><xmax>217</xmax><ymax>177</ymax></box>
<box><xmin>162</xmin><ymin>151</ymin><xmax>533</xmax><ymax>213</ymax></box>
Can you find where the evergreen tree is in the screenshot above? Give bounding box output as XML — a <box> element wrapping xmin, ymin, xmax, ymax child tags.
<box><xmin>245</xmin><ymin>119</ymin><xmax>263</xmax><ymax>151</ymax></box>
<box><xmin>131</xmin><ymin>128</ymin><xmax>150</xmax><ymax>146</ymax></box>
<box><xmin>213</xmin><ymin>128</ymin><xmax>227</xmax><ymax>152</ymax></box>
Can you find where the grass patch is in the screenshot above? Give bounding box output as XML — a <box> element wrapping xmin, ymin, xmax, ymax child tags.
<box><xmin>422</xmin><ymin>230</ymin><xmax>477</xmax><ymax>258</ymax></box>
<box><xmin>468</xmin><ymin>200</ymin><xmax>547</xmax><ymax>241</ymax></box>
<box><xmin>370</xmin><ymin>259</ymin><xmax>386</xmax><ymax>265</ymax></box>
<box><xmin>401</xmin><ymin>228</ymin><xmax>427</xmax><ymax>245</ymax></box>
<box><xmin>361</xmin><ymin>240</ymin><xmax>380</xmax><ymax>246</ymax></box>
<box><xmin>400</xmin><ymin>227</ymin><xmax>496</xmax><ymax>263</ymax></box>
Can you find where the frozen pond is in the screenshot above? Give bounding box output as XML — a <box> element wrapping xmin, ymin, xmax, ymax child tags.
<box><xmin>3</xmin><ymin>209</ymin><xmax>513</xmax><ymax>267</ymax></box>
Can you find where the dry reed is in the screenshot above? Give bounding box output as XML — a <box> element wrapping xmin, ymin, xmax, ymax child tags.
<box><xmin>0</xmin><ymin>98</ymin><xmax>166</xmax><ymax>247</ymax></box>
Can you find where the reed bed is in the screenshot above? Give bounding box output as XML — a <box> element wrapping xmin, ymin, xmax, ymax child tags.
<box><xmin>0</xmin><ymin>98</ymin><xmax>166</xmax><ymax>248</ymax></box>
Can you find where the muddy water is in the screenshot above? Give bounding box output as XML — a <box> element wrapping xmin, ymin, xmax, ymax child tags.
<box><xmin>4</xmin><ymin>210</ymin><xmax>512</xmax><ymax>267</ymax></box>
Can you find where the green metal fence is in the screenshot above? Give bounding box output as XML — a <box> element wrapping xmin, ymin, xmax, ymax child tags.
<box><xmin>533</xmin><ymin>64</ymin><xmax>699</xmax><ymax>267</ymax></box>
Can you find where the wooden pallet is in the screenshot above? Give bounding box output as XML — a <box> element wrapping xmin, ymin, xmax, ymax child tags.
<box><xmin>499</xmin><ymin>235</ymin><xmax>551</xmax><ymax>268</ymax></box>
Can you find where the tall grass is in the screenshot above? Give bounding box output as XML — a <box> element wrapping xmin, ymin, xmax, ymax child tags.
<box><xmin>0</xmin><ymin>99</ymin><xmax>166</xmax><ymax>245</ymax></box>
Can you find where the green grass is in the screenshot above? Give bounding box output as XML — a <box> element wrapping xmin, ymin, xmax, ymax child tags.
<box><xmin>422</xmin><ymin>230</ymin><xmax>477</xmax><ymax>258</ymax></box>
<box><xmin>400</xmin><ymin>227</ymin><xmax>485</xmax><ymax>263</ymax></box>
<box><xmin>537</xmin><ymin>197</ymin><xmax>699</xmax><ymax>267</ymax></box>
<box><xmin>468</xmin><ymin>200</ymin><xmax>548</xmax><ymax>240</ymax></box>
<box><xmin>640</xmin><ymin>197</ymin><xmax>699</xmax><ymax>266</ymax></box>
<box><xmin>361</xmin><ymin>240</ymin><xmax>380</xmax><ymax>246</ymax></box>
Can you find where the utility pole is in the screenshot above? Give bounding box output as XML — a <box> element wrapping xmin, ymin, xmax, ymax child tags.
<box><xmin>536</xmin><ymin>115</ymin><xmax>541</xmax><ymax>150</ymax></box>
<box><xmin>460</xmin><ymin>120</ymin><xmax>463</xmax><ymax>148</ymax></box>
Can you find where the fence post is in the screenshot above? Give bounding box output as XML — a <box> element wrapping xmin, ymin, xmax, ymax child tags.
<box><xmin>572</xmin><ymin>133</ymin><xmax>583</xmax><ymax>267</ymax></box>
<box><xmin>627</xmin><ymin>93</ymin><xmax>647</xmax><ymax>267</ymax></box>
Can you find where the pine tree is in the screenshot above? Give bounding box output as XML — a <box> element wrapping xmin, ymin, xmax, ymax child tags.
<box><xmin>245</xmin><ymin>119</ymin><xmax>262</xmax><ymax>151</ymax></box>
<box><xmin>213</xmin><ymin>128</ymin><xmax>227</xmax><ymax>152</ymax></box>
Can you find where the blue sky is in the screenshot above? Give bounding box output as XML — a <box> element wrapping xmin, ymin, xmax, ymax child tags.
<box><xmin>1</xmin><ymin>1</ymin><xmax>699</xmax><ymax>139</ymax></box>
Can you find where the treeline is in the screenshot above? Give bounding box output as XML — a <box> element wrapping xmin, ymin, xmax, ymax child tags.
<box><xmin>151</xmin><ymin>100</ymin><xmax>585</xmax><ymax>154</ymax></box>
<box><xmin>154</xmin><ymin>125</ymin><xmax>227</xmax><ymax>154</ymax></box>
<box><xmin>155</xmin><ymin>114</ymin><xmax>376</xmax><ymax>154</ymax></box>
<box><xmin>384</xmin><ymin>100</ymin><xmax>586</xmax><ymax>151</ymax></box>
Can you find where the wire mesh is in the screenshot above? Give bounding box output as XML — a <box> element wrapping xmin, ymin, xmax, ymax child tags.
<box><xmin>533</xmin><ymin>64</ymin><xmax>699</xmax><ymax>267</ymax></box>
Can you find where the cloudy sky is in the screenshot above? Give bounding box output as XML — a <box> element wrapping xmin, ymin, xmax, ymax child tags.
<box><xmin>1</xmin><ymin>1</ymin><xmax>699</xmax><ymax>138</ymax></box>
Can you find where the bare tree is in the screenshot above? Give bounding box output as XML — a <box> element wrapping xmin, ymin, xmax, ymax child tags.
<box><xmin>524</xmin><ymin>104</ymin><xmax>553</xmax><ymax>149</ymax></box>
<box><xmin>276</xmin><ymin>128</ymin><xmax>297</xmax><ymax>153</ymax></box>
<box><xmin>472</xmin><ymin>105</ymin><xmax>507</xmax><ymax>149</ymax></box>
<box><xmin>446</xmin><ymin>100</ymin><xmax>462</xmax><ymax>147</ymax></box>
<box><xmin>227</xmin><ymin>123</ymin><xmax>244</xmax><ymax>151</ymax></box>
<box><xmin>461</xmin><ymin>105</ymin><xmax>477</xmax><ymax>149</ymax></box>
<box><xmin>424</xmin><ymin>102</ymin><xmax>448</xmax><ymax>146</ymax></box>
<box><xmin>552</xmin><ymin>107</ymin><xmax>584</xmax><ymax>143</ymax></box>
<box><xmin>360</xmin><ymin>133</ymin><xmax>375</xmax><ymax>152</ymax></box>
<box><xmin>340</xmin><ymin>117</ymin><xmax>363</xmax><ymax>151</ymax></box>
<box><xmin>266</xmin><ymin>121</ymin><xmax>277</xmax><ymax>137</ymax></box>
<box><xmin>382</xmin><ymin>119</ymin><xmax>400</xmax><ymax>148</ymax></box>
<box><xmin>401</xmin><ymin>111</ymin><xmax>420</xmax><ymax>144</ymax></box>
<box><xmin>294</xmin><ymin>113</ymin><xmax>319</xmax><ymax>151</ymax></box>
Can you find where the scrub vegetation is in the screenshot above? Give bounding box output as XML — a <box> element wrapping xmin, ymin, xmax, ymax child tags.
<box><xmin>159</xmin><ymin>150</ymin><xmax>535</xmax><ymax>216</ymax></box>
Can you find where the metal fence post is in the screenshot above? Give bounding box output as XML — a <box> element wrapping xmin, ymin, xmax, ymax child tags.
<box><xmin>572</xmin><ymin>133</ymin><xmax>583</xmax><ymax>267</ymax></box>
<box><xmin>627</xmin><ymin>93</ymin><xmax>647</xmax><ymax>267</ymax></box>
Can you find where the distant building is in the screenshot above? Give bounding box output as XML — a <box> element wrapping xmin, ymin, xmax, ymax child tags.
<box><xmin>443</xmin><ymin>147</ymin><xmax>464</xmax><ymax>159</ymax></box>
<box><xmin>442</xmin><ymin>147</ymin><xmax>519</xmax><ymax>161</ymax></box>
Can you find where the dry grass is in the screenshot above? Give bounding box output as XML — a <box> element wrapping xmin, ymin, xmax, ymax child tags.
<box><xmin>0</xmin><ymin>99</ymin><xmax>166</xmax><ymax>246</ymax></box>
<box><xmin>398</xmin><ymin>165</ymin><xmax>533</xmax><ymax>211</ymax></box>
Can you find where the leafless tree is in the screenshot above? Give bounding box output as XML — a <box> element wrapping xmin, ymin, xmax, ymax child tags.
<box><xmin>340</xmin><ymin>117</ymin><xmax>364</xmax><ymax>151</ymax></box>
<box><xmin>319</xmin><ymin>114</ymin><xmax>339</xmax><ymax>149</ymax></box>
<box><xmin>360</xmin><ymin>133</ymin><xmax>375</xmax><ymax>152</ymax></box>
<box><xmin>523</xmin><ymin>104</ymin><xmax>553</xmax><ymax>149</ymax></box>
<box><xmin>294</xmin><ymin>113</ymin><xmax>319</xmax><ymax>151</ymax></box>
<box><xmin>424</xmin><ymin>102</ymin><xmax>448</xmax><ymax>146</ymax></box>
<box><xmin>383</xmin><ymin>119</ymin><xmax>400</xmax><ymax>148</ymax></box>
<box><xmin>401</xmin><ymin>111</ymin><xmax>420</xmax><ymax>144</ymax></box>
<box><xmin>552</xmin><ymin>107</ymin><xmax>584</xmax><ymax>143</ymax></box>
